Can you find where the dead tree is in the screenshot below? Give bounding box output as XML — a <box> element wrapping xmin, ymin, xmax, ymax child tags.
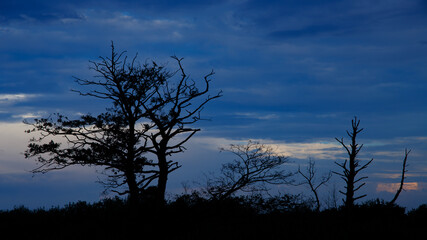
<box><xmin>389</xmin><ymin>148</ymin><xmax>411</xmax><ymax>205</ymax></box>
<box><xmin>333</xmin><ymin>117</ymin><xmax>373</xmax><ymax>208</ymax></box>
<box><xmin>202</xmin><ymin>140</ymin><xmax>294</xmax><ymax>200</ymax></box>
<box><xmin>297</xmin><ymin>159</ymin><xmax>332</xmax><ymax>211</ymax></box>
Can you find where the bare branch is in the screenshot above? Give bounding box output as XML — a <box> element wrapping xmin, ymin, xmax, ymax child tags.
<box><xmin>389</xmin><ymin>149</ymin><xmax>411</xmax><ymax>205</ymax></box>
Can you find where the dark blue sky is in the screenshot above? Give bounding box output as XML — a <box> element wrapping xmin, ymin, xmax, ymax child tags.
<box><xmin>0</xmin><ymin>0</ymin><xmax>426</xmax><ymax>209</ymax></box>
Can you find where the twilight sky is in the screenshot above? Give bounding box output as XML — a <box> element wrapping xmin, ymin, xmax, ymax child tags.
<box><xmin>0</xmin><ymin>0</ymin><xmax>427</xmax><ymax>210</ymax></box>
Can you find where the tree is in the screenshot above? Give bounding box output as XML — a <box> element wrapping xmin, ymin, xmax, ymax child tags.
<box><xmin>25</xmin><ymin>43</ymin><xmax>221</xmax><ymax>204</ymax></box>
<box><xmin>297</xmin><ymin>159</ymin><xmax>332</xmax><ymax>211</ymax></box>
<box><xmin>333</xmin><ymin>117</ymin><xmax>373</xmax><ymax>209</ymax></box>
<box><xmin>202</xmin><ymin>140</ymin><xmax>294</xmax><ymax>200</ymax></box>
<box><xmin>389</xmin><ymin>148</ymin><xmax>411</xmax><ymax>205</ymax></box>
<box><xmin>140</xmin><ymin>55</ymin><xmax>222</xmax><ymax>202</ymax></box>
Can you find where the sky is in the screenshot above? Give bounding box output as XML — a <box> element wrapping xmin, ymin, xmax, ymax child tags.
<box><xmin>0</xmin><ymin>0</ymin><xmax>427</xmax><ymax>210</ymax></box>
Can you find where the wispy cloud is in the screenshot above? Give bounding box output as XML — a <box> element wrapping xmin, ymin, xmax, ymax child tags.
<box><xmin>373</xmin><ymin>151</ymin><xmax>405</xmax><ymax>158</ymax></box>
<box><xmin>87</xmin><ymin>11</ymin><xmax>192</xmax><ymax>42</ymax></box>
<box><xmin>0</xmin><ymin>121</ymin><xmax>37</xmax><ymax>174</ymax></box>
<box><xmin>12</xmin><ymin>112</ymin><xmax>45</xmax><ymax>119</ymax></box>
<box><xmin>234</xmin><ymin>112</ymin><xmax>279</xmax><ymax>120</ymax></box>
<box><xmin>192</xmin><ymin>136</ymin><xmax>427</xmax><ymax>163</ymax></box>
<box><xmin>376</xmin><ymin>182</ymin><xmax>420</xmax><ymax>193</ymax></box>
<box><xmin>269</xmin><ymin>24</ymin><xmax>347</xmax><ymax>39</ymax></box>
<box><xmin>193</xmin><ymin>136</ymin><xmax>343</xmax><ymax>160</ymax></box>
<box><xmin>373</xmin><ymin>172</ymin><xmax>427</xmax><ymax>179</ymax></box>
<box><xmin>271</xmin><ymin>141</ymin><xmax>343</xmax><ymax>160</ymax></box>
<box><xmin>0</xmin><ymin>94</ymin><xmax>39</xmax><ymax>104</ymax></box>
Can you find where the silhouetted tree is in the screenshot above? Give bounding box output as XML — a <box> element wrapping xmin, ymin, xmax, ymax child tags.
<box><xmin>389</xmin><ymin>148</ymin><xmax>411</xmax><ymax>205</ymax></box>
<box><xmin>25</xmin><ymin>43</ymin><xmax>220</xmax><ymax>204</ymax></box>
<box><xmin>297</xmin><ymin>159</ymin><xmax>331</xmax><ymax>211</ymax></box>
<box><xmin>140</xmin><ymin>55</ymin><xmax>221</xmax><ymax>202</ymax></box>
<box><xmin>333</xmin><ymin>117</ymin><xmax>373</xmax><ymax>209</ymax></box>
<box><xmin>202</xmin><ymin>140</ymin><xmax>294</xmax><ymax>200</ymax></box>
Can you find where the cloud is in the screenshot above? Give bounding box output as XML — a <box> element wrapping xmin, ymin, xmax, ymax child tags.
<box><xmin>271</xmin><ymin>141</ymin><xmax>343</xmax><ymax>160</ymax></box>
<box><xmin>372</xmin><ymin>151</ymin><xmax>405</xmax><ymax>158</ymax></box>
<box><xmin>373</xmin><ymin>173</ymin><xmax>427</xmax><ymax>179</ymax></box>
<box><xmin>376</xmin><ymin>182</ymin><xmax>420</xmax><ymax>193</ymax></box>
<box><xmin>234</xmin><ymin>112</ymin><xmax>279</xmax><ymax>120</ymax></box>
<box><xmin>192</xmin><ymin>136</ymin><xmax>343</xmax><ymax>160</ymax></box>
<box><xmin>0</xmin><ymin>122</ymin><xmax>38</xmax><ymax>174</ymax></box>
<box><xmin>12</xmin><ymin>112</ymin><xmax>45</xmax><ymax>119</ymax></box>
<box><xmin>0</xmin><ymin>94</ymin><xmax>39</xmax><ymax>104</ymax></box>
<box><xmin>92</xmin><ymin>12</ymin><xmax>192</xmax><ymax>41</ymax></box>
<box><xmin>269</xmin><ymin>24</ymin><xmax>347</xmax><ymax>39</ymax></box>
<box><xmin>0</xmin><ymin>121</ymin><xmax>102</xmax><ymax>178</ymax></box>
<box><xmin>0</xmin><ymin>0</ymin><xmax>84</xmax><ymax>24</ymax></box>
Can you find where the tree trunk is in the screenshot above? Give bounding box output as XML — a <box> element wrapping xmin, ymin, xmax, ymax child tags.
<box><xmin>156</xmin><ymin>152</ymin><xmax>168</xmax><ymax>204</ymax></box>
<box><xmin>346</xmin><ymin>155</ymin><xmax>356</xmax><ymax>208</ymax></box>
<box><xmin>345</xmin><ymin>126</ymin><xmax>358</xmax><ymax>209</ymax></box>
<box><xmin>345</xmin><ymin>174</ymin><xmax>355</xmax><ymax>208</ymax></box>
<box><xmin>313</xmin><ymin>189</ymin><xmax>321</xmax><ymax>212</ymax></box>
<box><xmin>126</xmin><ymin>170</ymin><xmax>140</xmax><ymax>206</ymax></box>
<box><xmin>126</xmin><ymin>120</ymin><xmax>139</xmax><ymax>206</ymax></box>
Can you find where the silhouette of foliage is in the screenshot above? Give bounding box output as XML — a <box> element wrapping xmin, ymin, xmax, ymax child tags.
<box><xmin>0</xmin><ymin>196</ymin><xmax>425</xmax><ymax>239</ymax></box>
<box><xmin>245</xmin><ymin>193</ymin><xmax>314</xmax><ymax>214</ymax></box>
<box><xmin>408</xmin><ymin>204</ymin><xmax>427</xmax><ymax>220</ymax></box>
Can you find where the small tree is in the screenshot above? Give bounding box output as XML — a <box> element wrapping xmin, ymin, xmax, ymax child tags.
<box><xmin>297</xmin><ymin>159</ymin><xmax>331</xmax><ymax>212</ymax></box>
<box><xmin>202</xmin><ymin>140</ymin><xmax>294</xmax><ymax>200</ymax></box>
<box><xmin>333</xmin><ymin>117</ymin><xmax>373</xmax><ymax>209</ymax></box>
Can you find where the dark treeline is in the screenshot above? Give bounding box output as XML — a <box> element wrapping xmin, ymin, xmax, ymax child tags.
<box><xmin>0</xmin><ymin>195</ymin><xmax>426</xmax><ymax>239</ymax></box>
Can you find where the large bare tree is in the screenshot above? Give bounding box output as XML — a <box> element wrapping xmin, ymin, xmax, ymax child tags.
<box><xmin>25</xmin><ymin>43</ymin><xmax>221</xmax><ymax>204</ymax></box>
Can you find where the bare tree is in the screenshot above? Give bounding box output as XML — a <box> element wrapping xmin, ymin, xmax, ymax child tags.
<box><xmin>297</xmin><ymin>159</ymin><xmax>332</xmax><ymax>211</ymax></box>
<box><xmin>138</xmin><ymin>56</ymin><xmax>222</xmax><ymax>202</ymax></box>
<box><xmin>389</xmin><ymin>148</ymin><xmax>411</xmax><ymax>205</ymax></box>
<box><xmin>202</xmin><ymin>140</ymin><xmax>294</xmax><ymax>200</ymax></box>
<box><xmin>333</xmin><ymin>117</ymin><xmax>373</xmax><ymax>209</ymax></box>
<box><xmin>25</xmin><ymin>43</ymin><xmax>220</xmax><ymax>204</ymax></box>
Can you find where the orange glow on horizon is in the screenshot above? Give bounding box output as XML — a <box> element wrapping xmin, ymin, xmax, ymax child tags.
<box><xmin>376</xmin><ymin>182</ymin><xmax>419</xmax><ymax>193</ymax></box>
